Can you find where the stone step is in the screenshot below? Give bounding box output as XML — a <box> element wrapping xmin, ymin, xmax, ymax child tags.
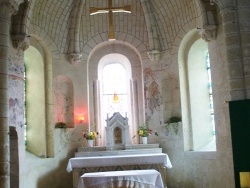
<box><xmin>75</xmin><ymin>144</ymin><xmax>162</xmax><ymax>157</ymax></box>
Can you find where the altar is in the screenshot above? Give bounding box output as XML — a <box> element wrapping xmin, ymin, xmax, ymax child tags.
<box><xmin>77</xmin><ymin>169</ymin><xmax>164</xmax><ymax>188</ymax></box>
<box><xmin>67</xmin><ymin>144</ymin><xmax>172</xmax><ymax>188</ymax></box>
<box><xmin>67</xmin><ymin>113</ymin><xmax>172</xmax><ymax>187</ymax></box>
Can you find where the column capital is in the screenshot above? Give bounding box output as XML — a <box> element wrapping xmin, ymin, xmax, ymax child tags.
<box><xmin>68</xmin><ymin>53</ymin><xmax>82</xmax><ymax>65</ymax></box>
<box><xmin>199</xmin><ymin>25</ymin><xmax>217</xmax><ymax>42</ymax></box>
<box><xmin>12</xmin><ymin>33</ymin><xmax>30</xmax><ymax>51</ymax></box>
<box><xmin>210</xmin><ymin>0</ymin><xmax>237</xmax><ymax>13</ymax></box>
<box><xmin>148</xmin><ymin>50</ymin><xmax>161</xmax><ymax>61</ymax></box>
<box><xmin>0</xmin><ymin>0</ymin><xmax>19</xmax><ymax>19</ymax></box>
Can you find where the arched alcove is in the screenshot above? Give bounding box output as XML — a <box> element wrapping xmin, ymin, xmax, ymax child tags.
<box><xmin>54</xmin><ymin>75</ymin><xmax>74</xmax><ymax>128</ymax></box>
<box><xmin>88</xmin><ymin>41</ymin><xmax>144</xmax><ymax>146</ymax></box>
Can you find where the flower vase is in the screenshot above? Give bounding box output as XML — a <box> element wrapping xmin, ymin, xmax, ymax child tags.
<box><xmin>142</xmin><ymin>137</ymin><xmax>147</xmax><ymax>144</ymax></box>
<box><xmin>88</xmin><ymin>139</ymin><xmax>94</xmax><ymax>147</ymax></box>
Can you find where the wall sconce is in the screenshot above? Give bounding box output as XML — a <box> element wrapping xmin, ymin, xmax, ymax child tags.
<box><xmin>80</xmin><ymin>116</ymin><xmax>85</xmax><ymax>123</ymax></box>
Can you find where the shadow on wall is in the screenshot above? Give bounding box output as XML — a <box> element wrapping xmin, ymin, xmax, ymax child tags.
<box><xmin>10</xmin><ymin>126</ymin><xmax>19</xmax><ymax>188</ymax></box>
<box><xmin>37</xmin><ymin>150</ymin><xmax>75</xmax><ymax>188</ymax></box>
<box><xmin>37</xmin><ymin>126</ymin><xmax>85</xmax><ymax>188</ymax></box>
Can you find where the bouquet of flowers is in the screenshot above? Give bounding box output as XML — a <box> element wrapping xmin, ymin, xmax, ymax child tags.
<box><xmin>138</xmin><ymin>126</ymin><xmax>153</xmax><ymax>137</ymax></box>
<box><xmin>82</xmin><ymin>129</ymin><xmax>99</xmax><ymax>140</ymax></box>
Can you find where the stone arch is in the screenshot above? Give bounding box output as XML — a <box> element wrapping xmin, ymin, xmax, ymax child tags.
<box><xmin>171</xmin><ymin>19</ymin><xmax>200</xmax><ymax>56</ymax></box>
<box><xmin>82</xmin><ymin>34</ymin><xmax>148</xmax><ymax>61</ymax></box>
<box><xmin>87</xmin><ymin>40</ymin><xmax>145</xmax><ymax>145</ymax></box>
<box><xmin>29</xmin><ymin>24</ymin><xmax>61</xmax><ymax>58</ymax></box>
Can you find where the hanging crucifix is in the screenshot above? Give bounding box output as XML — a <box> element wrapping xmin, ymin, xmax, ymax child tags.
<box><xmin>90</xmin><ymin>0</ymin><xmax>131</xmax><ymax>40</ymax></box>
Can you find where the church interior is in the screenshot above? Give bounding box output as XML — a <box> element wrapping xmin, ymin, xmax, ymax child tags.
<box><xmin>1</xmin><ymin>0</ymin><xmax>250</xmax><ymax>187</ymax></box>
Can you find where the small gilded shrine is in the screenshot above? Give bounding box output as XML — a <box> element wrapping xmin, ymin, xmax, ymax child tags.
<box><xmin>105</xmin><ymin>112</ymin><xmax>130</xmax><ymax>149</ymax></box>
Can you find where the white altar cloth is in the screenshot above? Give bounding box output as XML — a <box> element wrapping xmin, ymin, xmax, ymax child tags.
<box><xmin>77</xmin><ymin>169</ymin><xmax>164</xmax><ymax>188</ymax></box>
<box><xmin>67</xmin><ymin>153</ymin><xmax>172</xmax><ymax>173</ymax></box>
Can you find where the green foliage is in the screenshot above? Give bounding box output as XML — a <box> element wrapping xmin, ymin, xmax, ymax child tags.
<box><xmin>82</xmin><ymin>130</ymin><xmax>99</xmax><ymax>140</ymax></box>
<box><xmin>138</xmin><ymin>125</ymin><xmax>152</xmax><ymax>137</ymax></box>
<box><xmin>137</xmin><ymin>123</ymin><xmax>158</xmax><ymax>137</ymax></box>
<box><xmin>164</xmin><ymin>116</ymin><xmax>181</xmax><ymax>135</ymax></box>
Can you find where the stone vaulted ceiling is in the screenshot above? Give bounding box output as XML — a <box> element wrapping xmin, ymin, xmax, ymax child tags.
<box><xmin>28</xmin><ymin>0</ymin><xmax>206</xmax><ymax>54</ymax></box>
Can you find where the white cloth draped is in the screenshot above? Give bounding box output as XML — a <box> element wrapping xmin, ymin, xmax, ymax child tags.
<box><xmin>77</xmin><ymin>169</ymin><xmax>164</xmax><ymax>188</ymax></box>
<box><xmin>67</xmin><ymin>153</ymin><xmax>172</xmax><ymax>173</ymax></box>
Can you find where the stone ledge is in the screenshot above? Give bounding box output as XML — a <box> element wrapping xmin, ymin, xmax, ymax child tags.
<box><xmin>75</xmin><ymin>144</ymin><xmax>162</xmax><ymax>157</ymax></box>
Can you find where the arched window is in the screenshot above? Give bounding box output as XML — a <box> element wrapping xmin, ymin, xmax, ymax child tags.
<box><xmin>24</xmin><ymin>46</ymin><xmax>46</xmax><ymax>157</ymax></box>
<box><xmin>97</xmin><ymin>53</ymin><xmax>134</xmax><ymax>144</ymax></box>
<box><xmin>102</xmin><ymin>63</ymin><xmax>128</xmax><ymax>118</ymax></box>
<box><xmin>206</xmin><ymin>52</ymin><xmax>215</xmax><ymax>138</ymax></box>
<box><xmin>87</xmin><ymin>42</ymin><xmax>145</xmax><ymax>146</ymax></box>
<box><xmin>24</xmin><ymin>44</ymin><xmax>54</xmax><ymax>157</ymax></box>
<box><xmin>179</xmin><ymin>34</ymin><xmax>216</xmax><ymax>151</ymax></box>
<box><xmin>24</xmin><ymin>67</ymin><xmax>27</xmax><ymax>146</ymax></box>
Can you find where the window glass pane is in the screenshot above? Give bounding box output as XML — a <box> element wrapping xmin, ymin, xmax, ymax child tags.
<box><xmin>24</xmin><ymin>67</ymin><xmax>27</xmax><ymax>147</ymax></box>
<box><xmin>103</xmin><ymin>64</ymin><xmax>127</xmax><ymax>94</ymax></box>
<box><xmin>206</xmin><ymin>52</ymin><xmax>215</xmax><ymax>136</ymax></box>
<box><xmin>102</xmin><ymin>64</ymin><xmax>128</xmax><ymax>117</ymax></box>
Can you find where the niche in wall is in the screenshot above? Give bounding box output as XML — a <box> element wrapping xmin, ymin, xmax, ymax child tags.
<box><xmin>54</xmin><ymin>75</ymin><xmax>74</xmax><ymax>127</ymax></box>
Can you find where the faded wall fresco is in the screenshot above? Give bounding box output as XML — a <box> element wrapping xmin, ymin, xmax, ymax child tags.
<box><xmin>54</xmin><ymin>75</ymin><xmax>74</xmax><ymax>127</ymax></box>
<box><xmin>144</xmin><ymin>67</ymin><xmax>162</xmax><ymax>115</ymax></box>
<box><xmin>8</xmin><ymin>51</ymin><xmax>25</xmax><ymax>128</ymax></box>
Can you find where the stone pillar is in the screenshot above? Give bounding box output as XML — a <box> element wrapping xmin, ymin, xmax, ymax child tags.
<box><xmin>68</xmin><ymin>0</ymin><xmax>85</xmax><ymax>64</ymax></box>
<box><xmin>140</xmin><ymin>0</ymin><xmax>161</xmax><ymax>61</ymax></box>
<box><xmin>0</xmin><ymin>1</ymin><xmax>18</xmax><ymax>188</ymax></box>
<box><xmin>221</xmin><ymin>7</ymin><xmax>246</xmax><ymax>100</ymax></box>
<box><xmin>237</xmin><ymin>1</ymin><xmax>250</xmax><ymax>98</ymax></box>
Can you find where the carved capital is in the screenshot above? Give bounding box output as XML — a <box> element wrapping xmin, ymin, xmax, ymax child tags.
<box><xmin>0</xmin><ymin>0</ymin><xmax>19</xmax><ymax>19</ymax></box>
<box><xmin>148</xmin><ymin>50</ymin><xmax>161</xmax><ymax>61</ymax></box>
<box><xmin>210</xmin><ymin>0</ymin><xmax>216</xmax><ymax>5</ymax></box>
<box><xmin>209</xmin><ymin>0</ymin><xmax>222</xmax><ymax>7</ymax></box>
<box><xmin>12</xmin><ymin>34</ymin><xmax>30</xmax><ymax>51</ymax></box>
<box><xmin>68</xmin><ymin>53</ymin><xmax>82</xmax><ymax>65</ymax></box>
<box><xmin>199</xmin><ymin>25</ymin><xmax>217</xmax><ymax>42</ymax></box>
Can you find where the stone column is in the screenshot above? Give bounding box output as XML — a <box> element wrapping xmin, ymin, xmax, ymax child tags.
<box><xmin>140</xmin><ymin>0</ymin><xmax>161</xmax><ymax>61</ymax></box>
<box><xmin>237</xmin><ymin>1</ymin><xmax>250</xmax><ymax>98</ymax></box>
<box><xmin>0</xmin><ymin>1</ymin><xmax>18</xmax><ymax>188</ymax></box>
<box><xmin>220</xmin><ymin>7</ymin><xmax>246</xmax><ymax>100</ymax></box>
<box><xmin>68</xmin><ymin>0</ymin><xmax>85</xmax><ymax>64</ymax></box>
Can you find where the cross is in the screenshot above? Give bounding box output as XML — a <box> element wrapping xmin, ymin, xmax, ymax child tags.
<box><xmin>90</xmin><ymin>0</ymin><xmax>131</xmax><ymax>40</ymax></box>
